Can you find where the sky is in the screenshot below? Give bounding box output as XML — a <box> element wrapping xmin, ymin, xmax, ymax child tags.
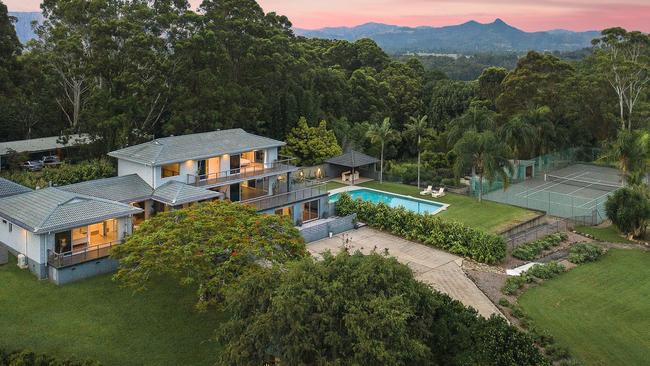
<box><xmin>5</xmin><ymin>0</ymin><xmax>650</xmax><ymax>32</ymax></box>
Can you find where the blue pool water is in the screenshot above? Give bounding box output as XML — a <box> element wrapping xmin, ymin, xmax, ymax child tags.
<box><xmin>329</xmin><ymin>189</ymin><xmax>445</xmax><ymax>215</ymax></box>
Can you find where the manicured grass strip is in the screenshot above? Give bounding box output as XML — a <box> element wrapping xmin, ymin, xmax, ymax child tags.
<box><xmin>358</xmin><ymin>181</ymin><xmax>539</xmax><ymax>233</ymax></box>
<box><xmin>325</xmin><ymin>181</ymin><xmax>348</xmax><ymax>191</ymax></box>
<box><xmin>0</xmin><ymin>256</ymin><xmax>223</xmax><ymax>366</ymax></box>
<box><xmin>575</xmin><ymin>225</ymin><xmax>635</xmax><ymax>244</ymax></box>
<box><xmin>519</xmin><ymin>250</ymin><xmax>650</xmax><ymax>366</ymax></box>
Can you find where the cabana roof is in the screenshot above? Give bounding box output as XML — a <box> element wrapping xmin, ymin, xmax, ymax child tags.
<box><xmin>325</xmin><ymin>150</ymin><xmax>379</xmax><ymax>168</ymax></box>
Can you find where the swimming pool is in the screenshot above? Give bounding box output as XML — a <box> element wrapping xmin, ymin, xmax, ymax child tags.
<box><xmin>329</xmin><ymin>188</ymin><xmax>447</xmax><ymax>215</ymax></box>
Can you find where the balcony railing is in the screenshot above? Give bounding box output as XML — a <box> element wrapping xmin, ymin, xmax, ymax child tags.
<box><xmin>187</xmin><ymin>158</ymin><xmax>297</xmax><ymax>187</ymax></box>
<box><xmin>47</xmin><ymin>241</ymin><xmax>121</xmax><ymax>269</ymax></box>
<box><xmin>241</xmin><ymin>182</ymin><xmax>328</xmax><ymax>211</ymax></box>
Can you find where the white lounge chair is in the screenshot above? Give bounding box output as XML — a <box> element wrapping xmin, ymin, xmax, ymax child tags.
<box><xmin>432</xmin><ymin>187</ymin><xmax>446</xmax><ymax>198</ymax></box>
<box><xmin>420</xmin><ymin>185</ymin><xmax>433</xmax><ymax>195</ymax></box>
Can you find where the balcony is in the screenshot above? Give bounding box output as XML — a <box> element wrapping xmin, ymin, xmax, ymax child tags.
<box><xmin>187</xmin><ymin>158</ymin><xmax>297</xmax><ymax>188</ymax></box>
<box><xmin>241</xmin><ymin>182</ymin><xmax>328</xmax><ymax>211</ymax></box>
<box><xmin>47</xmin><ymin>241</ymin><xmax>121</xmax><ymax>269</ymax></box>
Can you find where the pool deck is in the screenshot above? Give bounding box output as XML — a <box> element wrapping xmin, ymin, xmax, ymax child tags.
<box><xmin>328</xmin><ymin>185</ymin><xmax>450</xmax><ymax>212</ymax></box>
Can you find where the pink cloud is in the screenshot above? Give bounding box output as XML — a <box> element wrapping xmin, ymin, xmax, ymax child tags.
<box><xmin>4</xmin><ymin>0</ymin><xmax>649</xmax><ymax>32</ymax></box>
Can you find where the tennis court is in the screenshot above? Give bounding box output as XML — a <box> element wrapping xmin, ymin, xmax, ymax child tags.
<box><xmin>482</xmin><ymin>164</ymin><xmax>622</xmax><ymax>224</ymax></box>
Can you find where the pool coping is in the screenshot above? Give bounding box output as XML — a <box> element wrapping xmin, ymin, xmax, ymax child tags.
<box><xmin>328</xmin><ymin>185</ymin><xmax>450</xmax><ymax>215</ymax></box>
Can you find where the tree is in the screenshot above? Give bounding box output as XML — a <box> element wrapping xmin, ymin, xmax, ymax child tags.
<box><xmin>600</xmin><ymin>130</ymin><xmax>648</xmax><ymax>185</ymax></box>
<box><xmin>478</xmin><ymin>66</ymin><xmax>508</xmax><ymax>108</ymax></box>
<box><xmin>592</xmin><ymin>28</ymin><xmax>650</xmax><ymax>130</ymax></box>
<box><xmin>404</xmin><ymin>115</ymin><xmax>431</xmax><ymax>189</ymax></box>
<box><xmin>447</xmin><ymin>103</ymin><xmax>496</xmax><ymax>145</ymax></box>
<box><xmin>499</xmin><ymin>115</ymin><xmax>536</xmax><ymax>162</ymax></box>
<box><xmin>605</xmin><ymin>186</ymin><xmax>650</xmax><ymax>239</ymax></box>
<box><xmin>282</xmin><ymin>117</ymin><xmax>343</xmax><ymax>166</ymax></box>
<box><xmin>112</xmin><ymin>201</ymin><xmax>306</xmax><ymax>309</ymax></box>
<box><xmin>453</xmin><ymin>130</ymin><xmax>513</xmax><ymax>202</ymax></box>
<box><xmin>366</xmin><ymin>117</ymin><xmax>400</xmax><ymax>183</ymax></box>
<box><xmin>216</xmin><ymin>251</ymin><xmax>547</xmax><ymax>366</ymax></box>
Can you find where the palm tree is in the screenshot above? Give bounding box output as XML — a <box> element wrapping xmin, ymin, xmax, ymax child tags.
<box><xmin>405</xmin><ymin>115</ymin><xmax>431</xmax><ymax>189</ymax></box>
<box><xmin>601</xmin><ymin>130</ymin><xmax>647</xmax><ymax>186</ymax></box>
<box><xmin>447</xmin><ymin>104</ymin><xmax>496</xmax><ymax>145</ymax></box>
<box><xmin>366</xmin><ymin>117</ymin><xmax>400</xmax><ymax>184</ymax></box>
<box><xmin>499</xmin><ymin>116</ymin><xmax>536</xmax><ymax>175</ymax></box>
<box><xmin>453</xmin><ymin>130</ymin><xmax>514</xmax><ymax>202</ymax></box>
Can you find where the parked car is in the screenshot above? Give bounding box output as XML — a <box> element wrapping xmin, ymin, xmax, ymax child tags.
<box><xmin>41</xmin><ymin>155</ymin><xmax>62</xmax><ymax>166</ymax></box>
<box><xmin>22</xmin><ymin>160</ymin><xmax>44</xmax><ymax>171</ymax></box>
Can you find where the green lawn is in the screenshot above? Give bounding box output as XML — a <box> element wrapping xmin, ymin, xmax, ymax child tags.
<box><xmin>575</xmin><ymin>225</ymin><xmax>636</xmax><ymax>244</ymax></box>
<box><xmin>519</xmin><ymin>249</ymin><xmax>650</xmax><ymax>366</ymax></box>
<box><xmin>0</xmin><ymin>256</ymin><xmax>223</xmax><ymax>366</ymax></box>
<box><xmin>325</xmin><ymin>181</ymin><xmax>348</xmax><ymax>191</ymax></box>
<box><xmin>354</xmin><ymin>181</ymin><xmax>539</xmax><ymax>233</ymax></box>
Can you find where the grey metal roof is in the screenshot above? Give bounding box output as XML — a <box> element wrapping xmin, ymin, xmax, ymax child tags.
<box><xmin>152</xmin><ymin>181</ymin><xmax>223</xmax><ymax>206</ymax></box>
<box><xmin>107</xmin><ymin>129</ymin><xmax>285</xmax><ymax>166</ymax></box>
<box><xmin>326</xmin><ymin>150</ymin><xmax>379</xmax><ymax>168</ymax></box>
<box><xmin>0</xmin><ymin>178</ymin><xmax>32</xmax><ymax>198</ymax></box>
<box><xmin>0</xmin><ymin>134</ymin><xmax>90</xmax><ymax>156</ymax></box>
<box><xmin>59</xmin><ymin>174</ymin><xmax>153</xmax><ymax>203</ymax></box>
<box><xmin>0</xmin><ymin>187</ymin><xmax>142</xmax><ymax>234</ymax></box>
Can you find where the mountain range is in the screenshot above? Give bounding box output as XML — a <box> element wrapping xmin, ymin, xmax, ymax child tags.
<box><xmin>294</xmin><ymin>19</ymin><xmax>600</xmax><ymax>54</ymax></box>
<box><xmin>9</xmin><ymin>12</ymin><xmax>42</xmax><ymax>44</ymax></box>
<box><xmin>9</xmin><ymin>12</ymin><xmax>599</xmax><ymax>54</ymax></box>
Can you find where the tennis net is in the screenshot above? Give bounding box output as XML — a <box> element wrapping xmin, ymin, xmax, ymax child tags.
<box><xmin>545</xmin><ymin>174</ymin><xmax>623</xmax><ymax>192</ymax></box>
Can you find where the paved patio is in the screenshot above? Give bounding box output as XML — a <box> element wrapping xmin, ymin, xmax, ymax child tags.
<box><xmin>308</xmin><ymin>227</ymin><xmax>503</xmax><ymax>318</ymax></box>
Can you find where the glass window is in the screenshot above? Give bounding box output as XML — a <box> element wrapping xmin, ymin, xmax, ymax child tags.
<box><xmin>275</xmin><ymin>207</ymin><xmax>293</xmax><ymax>217</ymax></box>
<box><xmin>55</xmin><ymin>231</ymin><xmax>72</xmax><ymax>254</ymax></box>
<box><xmin>254</xmin><ymin>150</ymin><xmax>265</xmax><ymax>164</ymax></box>
<box><xmin>302</xmin><ymin>199</ymin><xmax>320</xmax><ymax>223</ymax></box>
<box><xmin>161</xmin><ymin>163</ymin><xmax>181</xmax><ymax>178</ymax></box>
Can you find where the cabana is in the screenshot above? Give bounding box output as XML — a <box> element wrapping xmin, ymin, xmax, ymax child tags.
<box><xmin>325</xmin><ymin>150</ymin><xmax>379</xmax><ymax>185</ymax></box>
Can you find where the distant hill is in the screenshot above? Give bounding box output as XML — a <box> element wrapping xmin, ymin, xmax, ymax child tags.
<box><xmin>9</xmin><ymin>12</ymin><xmax>43</xmax><ymax>44</ymax></box>
<box><xmin>295</xmin><ymin>19</ymin><xmax>600</xmax><ymax>54</ymax></box>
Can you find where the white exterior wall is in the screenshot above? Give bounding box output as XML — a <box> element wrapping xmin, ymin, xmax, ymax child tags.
<box><xmin>0</xmin><ymin>217</ymin><xmax>47</xmax><ymax>264</ymax></box>
<box><xmin>118</xmin><ymin>159</ymin><xmax>155</xmax><ymax>187</ymax></box>
<box><xmin>156</xmin><ymin>160</ymin><xmax>195</xmax><ymax>188</ymax></box>
<box><xmin>266</xmin><ymin>147</ymin><xmax>278</xmax><ymax>164</ymax></box>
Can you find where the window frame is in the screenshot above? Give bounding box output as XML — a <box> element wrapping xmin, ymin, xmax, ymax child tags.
<box><xmin>161</xmin><ymin>163</ymin><xmax>181</xmax><ymax>178</ymax></box>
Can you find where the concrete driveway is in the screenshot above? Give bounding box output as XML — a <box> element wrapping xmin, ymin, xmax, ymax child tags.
<box><xmin>308</xmin><ymin>226</ymin><xmax>502</xmax><ymax>318</ymax></box>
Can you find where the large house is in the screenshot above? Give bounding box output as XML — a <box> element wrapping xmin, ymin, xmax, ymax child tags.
<box><xmin>0</xmin><ymin>129</ymin><xmax>329</xmax><ymax>284</ymax></box>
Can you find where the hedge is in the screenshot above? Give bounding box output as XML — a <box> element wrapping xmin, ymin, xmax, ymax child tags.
<box><xmin>335</xmin><ymin>193</ymin><xmax>506</xmax><ymax>264</ymax></box>
<box><xmin>0</xmin><ymin>348</ymin><xmax>100</xmax><ymax>366</ymax></box>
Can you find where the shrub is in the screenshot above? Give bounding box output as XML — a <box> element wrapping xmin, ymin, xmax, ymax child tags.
<box><xmin>335</xmin><ymin>193</ymin><xmax>506</xmax><ymax>263</ymax></box>
<box><xmin>605</xmin><ymin>186</ymin><xmax>650</xmax><ymax>238</ymax></box>
<box><xmin>526</xmin><ymin>262</ymin><xmax>565</xmax><ymax>280</ymax></box>
<box><xmin>498</xmin><ymin>298</ymin><xmax>511</xmax><ymax>307</ymax></box>
<box><xmin>0</xmin><ymin>348</ymin><xmax>101</xmax><ymax>365</ymax></box>
<box><xmin>501</xmin><ymin>262</ymin><xmax>565</xmax><ymax>295</ymax></box>
<box><xmin>0</xmin><ymin>159</ymin><xmax>116</xmax><ymax>189</ymax></box>
<box><xmin>512</xmin><ymin>233</ymin><xmax>568</xmax><ymax>260</ymax></box>
<box><xmin>568</xmin><ymin>243</ymin><xmax>604</xmax><ymax>264</ymax></box>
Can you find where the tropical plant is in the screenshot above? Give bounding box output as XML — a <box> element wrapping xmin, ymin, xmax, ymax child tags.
<box><xmin>112</xmin><ymin>201</ymin><xmax>306</xmax><ymax>309</ymax></box>
<box><xmin>453</xmin><ymin>130</ymin><xmax>514</xmax><ymax>202</ymax></box>
<box><xmin>600</xmin><ymin>130</ymin><xmax>648</xmax><ymax>185</ymax></box>
<box><xmin>568</xmin><ymin>243</ymin><xmax>604</xmax><ymax>264</ymax></box>
<box><xmin>446</xmin><ymin>103</ymin><xmax>496</xmax><ymax>145</ymax></box>
<box><xmin>605</xmin><ymin>186</ymin><xmax>650</xmax><ymax>239</ymax></box>
<box><xmin>366</xmin><ymin>117</ymin><xmax>400</xmax><ymax>183</ymax></box>
<box><xmin>499</xmin><ymin>115</ymin><xmax>536</xmax><ymax>162</ymax></box>
<box><xmin>404</xmin><ymin>114</ymin><xmax>431</xmax><ymax>188</ymax></box>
